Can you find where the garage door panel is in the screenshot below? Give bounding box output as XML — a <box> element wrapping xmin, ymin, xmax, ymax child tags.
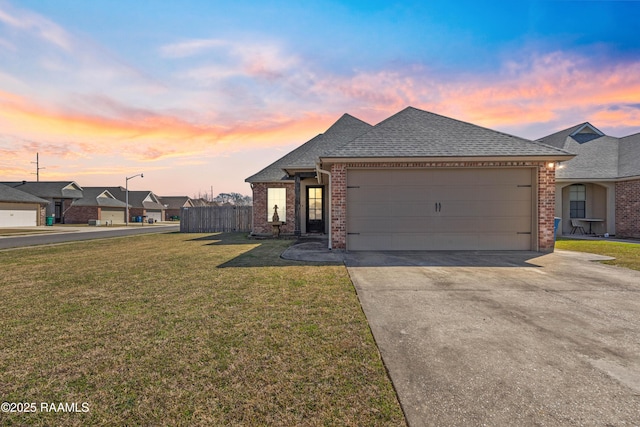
<box><xmin>350</xmin><ymin>232</ymin><xmax>531</xmax><ymax>251</ymax></box>
<box><xmin>0</xmin><ymin>208</ymin><xmax>37</xmax><ymax>227</ymax></box>
<box><xmin>348</xmin><ymin>184</ymin><xmax>531</xmax><ymax>202</ymax></box>
<box><xmin>147</xmin><ymin>211</ymin><xmax>162</xmax><ymax>222</ymax></box>
<box><xmin>101</xmin><ymin>209</ymin><xmax>125</xmax><ymax>224</ymax></box>
<box><xmin>350</xmin><ymin>214</ymin><xmax>531</xmax><ymax>234</ymax></box>
<box><xmin>347</xmin><ymin>168</ymin><xmax>534</xmax><ymax>251</ymax></box>
<box><xmin>348</xmin><ymin>233</ymin><xmax>392</xmax><ymax>251</ymax></box>
<box><xmin>440</xmin><ymin>200</ymin><xmax>531</xmax><ymax>217</ymax></box>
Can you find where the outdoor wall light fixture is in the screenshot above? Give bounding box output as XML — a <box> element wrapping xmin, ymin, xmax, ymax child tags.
<box><xmin>125</xmin><ymin>173</ymin><xmax>144</xmax><ymax>226</ymax></box>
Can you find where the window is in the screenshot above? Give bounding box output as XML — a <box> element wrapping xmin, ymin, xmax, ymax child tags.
<box><xmin>569</xmin><ymin>184</ymin><xmax>586</xmax><ymax>218</ymax></box>
<box><xmin>308</xmin><ymin>187</ymin><xmax>323</xmax><ymax>220</ymax></box>
<box><xmin>267</xmin><ymin>188</ymin><xmax>286</xmax><ymax>222</ymax></box>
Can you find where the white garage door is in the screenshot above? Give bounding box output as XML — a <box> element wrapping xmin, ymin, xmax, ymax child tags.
<box><xmin>101</xmin><ymin>208</ymin><xmax>125</xmax><ymax>224</ymax></box>
<box><xmin>147</xmin><ymin>210</ymin><xmax>162</xmax><ymax>222</ymax></box>
<box><xmin>347</xmin><ymin>168</ymin><xmax>534</xmax><ymax>251</ymax></box>
<box><xmin>0</xmin><ymin>206</ymin><xmax>37</xmax><ymax>227</ymax></box>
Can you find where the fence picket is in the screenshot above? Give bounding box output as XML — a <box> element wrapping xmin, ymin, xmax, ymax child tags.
<box><xmin>179</xmin><ymin>206</ymin><xmax>252</xmax><ymax>233</ymax></box>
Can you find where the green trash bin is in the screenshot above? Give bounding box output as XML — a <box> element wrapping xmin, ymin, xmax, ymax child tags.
<box><xmin>46</xmin><ymin>216</ymin><xmax>54</xmax><ymax>226</ymax></box>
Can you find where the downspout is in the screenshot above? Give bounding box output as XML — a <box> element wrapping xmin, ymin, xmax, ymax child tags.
<box><xmin>315</xmin><ymin>163</ymin><xmax>332</xmax><ymax>250</ymax></box>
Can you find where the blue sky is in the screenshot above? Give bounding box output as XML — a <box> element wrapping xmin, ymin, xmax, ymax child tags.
<box><xmin>1</xmin><ymin>0</ymin><xmax>639</xmax><ymax>196</ymax></box>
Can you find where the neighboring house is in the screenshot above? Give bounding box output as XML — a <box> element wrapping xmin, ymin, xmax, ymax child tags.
<box><xmin>64</xmin><ymin>187</ymin><xmax>129</xmax><ymax>224</ymax></box>
<box><xmin>0</xmin><ymin>183</ymin><xmax>50</xmax><ymax>227</ymax></box>
<box><xmin>0</xmin><ymin>181</ymin><xmax>83</xmax><ymax>223</ymax></box>
<box><xmin>537</xmin><ymin>123</ymin><xmax>640</xmax><ymax>238</ymax></box>
<box><xmin>158</xmin><ymin>196</ymin><xmax>194</xmax><ymax>220</ymax></box>
<box><xmin>247</xmin><ymin>107</ymin><xmax>572</xmax><ymax>252</ymax></box>
<box><xmin>191</xmin><ymin>198</ymin><xmax>215</xmax><ymax>207</ymax></box>
<box><xmin>104</xmin><ymin>187</ymin><xmax>166</xmax><ymax>222</ymax></box>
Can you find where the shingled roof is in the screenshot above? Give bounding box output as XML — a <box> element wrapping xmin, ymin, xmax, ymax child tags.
<box><xmin>70</xmin><ymin>187</ymin><xmax>129</xmax><ymax>208</ymax></box>
<box><xmin>0</xmin><ymin>183</ymin><xmax>49</xmax><ymax>204</ymax></box>
<box><xmin>323</xmin><ymin>107</ymin><xmax>572</xmax><ymax>159</ymax></box>
<box><xmin>157</xmin><ymin>196</ymin><xmax>194</xmax><ymax>209</ymax></box>
<box><xmin>102</xmin><ymin>187</ymin><xmax>165</xmax><ymax>210</ymax></box>
<box><xmin>245</xmin><ymin>114</ymin><xmax>372</xmax><ymax>183</ymax></box>
<box><xmin>0</xmin><ymin>181</ymin><xmax>83</xmax><ymax>199</ymax></box>
<box><xmin>537</xmin><ymin>123</ymin><xmax>640</xmax><ymax>180</ymax></box>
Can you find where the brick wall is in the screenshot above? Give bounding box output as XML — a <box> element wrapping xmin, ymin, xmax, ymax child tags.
<box><xmin>165</xmin><ymin>208</ymin><xmax>181</xmax><ymax>220</ymax></box>
<box><xmin>615</xmin><ymin>179</ymin><xmax>640</xmax><ymax>238</ymax></box>
<box><xmin>129</xmin><ymin>208</ymin><xmax>145</xmax><ymax>222</ymax></box>
<box><xmin>64</xmin><ymin>206</ymin><xmax>99</xmax><ymax>224</ymax></box>
<box><xmin>330</xmin><ymin>163</ymin><xmax>347</xmax><ymax>249</ymax></box>
<box><xmin>39</xmin><ymin>206</ymin><xmax>46</xmax><ymax>226</ymax></box>
<box><xmin>328</xmin><ymin>161</ymin><xmax>556</xmax><ymax>252</ymax></box>
<box><xmin>61</xmin><ymin>199</ymin><xmax>75</xmax><ymax>224</ymax></box>
<box><xmin>537</xmin><ymin>163</ymin><xmax>557</xmax><ymax>252</ymax></box>
<box><xmin>251</xmin><ymin>182</ymin><xmax>295</xmax><ymax>235</ymax></box>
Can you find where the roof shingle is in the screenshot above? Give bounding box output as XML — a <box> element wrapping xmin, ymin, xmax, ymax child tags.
<box><xmin>245</xmin><ymin>114</ymin><xmax>372</xmax><ymax>183</ymax></box>
<box><xmin>324</xmin><ymin>107</ymin><xmax>571</xmax><ymax>159</ymax></box>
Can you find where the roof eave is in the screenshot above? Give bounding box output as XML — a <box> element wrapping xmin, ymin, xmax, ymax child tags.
<box><xmin>320</xmin><ymin>154</ymin><xmax>576</xmax><ymax>164</ymax></box>
<box><xmin>557</xmin><ymin>174</ymin><xmax>640</xmax><ymax>183</ymax></box>
<box><xmin>282</xmin><ymin>166</ymin><xmax>316</xmax><ymax>175</ymax></box>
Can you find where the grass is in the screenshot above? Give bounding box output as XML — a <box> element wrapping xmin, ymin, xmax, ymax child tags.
<box><xmin>555</xmin><ymin>238</ymin><xmax>640</xmax><ymax>271</ymax></box>
<box><xmin>0</xmin><ymin>232</ymin><xmax>404</xmax><ymax>426</ymax></box>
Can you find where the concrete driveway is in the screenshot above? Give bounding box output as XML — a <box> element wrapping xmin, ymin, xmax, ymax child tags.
<box><xmin>345</xmin><ymin>250</ymin><xmax>640</xmax><ymax>426</ymax></box>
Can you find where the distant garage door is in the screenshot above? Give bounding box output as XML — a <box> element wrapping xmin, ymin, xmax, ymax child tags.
<box><xmin>346</xmin><ymin>168</ymin><xmax>534</xmax><ymax>251</ymax></box>
<box><xmin>0</xmin><ymin>205</ymin><xmax>37</xmax><ymax>227</ymax></box>
<box><xmin>146</xmin><ymin>210</ymin><xmax>162</xmax><ymax>222</ymax></box>
<box><xmin>101</xmin><ymin>208</ymin><xmax>125</xmax><ymax>224</ymax></box>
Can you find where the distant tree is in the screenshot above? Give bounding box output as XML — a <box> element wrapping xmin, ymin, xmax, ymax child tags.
<box><xmin>204</xmin><ymin>192</ymin><xmax>253</xmax><ymax>206</ymax></box>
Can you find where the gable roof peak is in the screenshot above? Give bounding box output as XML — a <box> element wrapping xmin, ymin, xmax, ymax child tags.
<box><xmin>571</xmin><ymin>122</ymin><xmax>604</xmax><ymax>137</ymax></box>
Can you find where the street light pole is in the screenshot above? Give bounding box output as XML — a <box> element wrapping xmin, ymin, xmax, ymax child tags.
<box><xmin>125</xmin><ymin>173</ymin><xmax>143</xmax><ymax>226</ymax></box>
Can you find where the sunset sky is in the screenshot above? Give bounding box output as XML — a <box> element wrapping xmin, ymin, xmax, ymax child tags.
<box><xmin>1</xmin><ymin>0</ymin><xmax>639</xmax><ymax>197</ymax></box>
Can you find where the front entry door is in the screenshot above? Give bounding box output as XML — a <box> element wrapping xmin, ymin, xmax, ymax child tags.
<box><xmin>306</xmin><ymin>186</ymin><xmax>324</xmax><ymax>233</ymax></box>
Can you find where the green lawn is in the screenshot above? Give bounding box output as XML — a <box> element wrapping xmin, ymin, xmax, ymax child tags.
<box><xmin>555</xmin><ymin>238</ymin><xmax>640</xmax><ymax>271</ymax></box>
<box><xmin>0</xmin><ymin>233</ymin><xmax>405</xmax><ymax>426</ymax></box>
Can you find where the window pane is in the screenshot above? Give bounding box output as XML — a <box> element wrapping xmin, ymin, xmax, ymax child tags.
<box><xmin>570</xmin><ymin>201</ymin><xmax>585</xmax><ymax>218</ymax></box>
<box><xmin>267</xmin><ymin>188</ymin><xmax>286</xmax><ymax>221</ymax></box>
<box><xmin>569</xmin><ymin>185</ymin><xmax>586</xmax><ymax>201</ymax></box>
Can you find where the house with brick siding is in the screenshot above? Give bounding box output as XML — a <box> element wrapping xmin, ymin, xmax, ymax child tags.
<box><xmin>158</xmin><ymin>196</ymin><xmax>194</xmax><ymax>221</ymax></box>
<box><xmin>247</xmin><ymin>106</ymin><xmax>573</xmax><ymax>252</ymax></box>
<box><xmin>537</xmin><ymin>123</ymin><xmax>640</xmax><ymax>238</ymax></box>
<box><xmin>103</xmin><ymin>187</ymin><xmax>165</xmax><ymax>223</ymax></box>
<box><xmin>0</xmin><ymin>181</ymin><xmax>83</xmax><ymax>224</ymax></box>
<box><xmin>0</xmin><ymin>183</ymin><xmax>49</xmax><ymax>227</ymax></box>
<box><xmin>64</xmin><ymin>187</ymin><xmax>129</xmax><ymax>224</ymax></box>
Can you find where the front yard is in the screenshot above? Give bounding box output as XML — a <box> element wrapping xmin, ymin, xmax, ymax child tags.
<box><xmin>555</xmin><ymin>238</ymin><xmax>640</xmax><ymax>271</ymax></box>
<box><xmin>0</xmin><ymin>233</ymin><xmax>404</xmax><ymax>426</ymax></box>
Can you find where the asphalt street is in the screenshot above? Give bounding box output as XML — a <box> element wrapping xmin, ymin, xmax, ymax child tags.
<box><xmin>0</xmin><ymin>225</ymin><xmax>180</xmax><ymax>250</ymax></box>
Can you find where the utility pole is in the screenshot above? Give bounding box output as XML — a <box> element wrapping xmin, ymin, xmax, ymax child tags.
<box><xmin>31</xmin><ymin>152</ymin><xmax>45</xmax><ymax>181</ymax></box>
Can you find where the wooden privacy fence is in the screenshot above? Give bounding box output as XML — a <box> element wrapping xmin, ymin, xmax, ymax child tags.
<box><xmin>180</xmin><ymin>206</ymin><xmax>252</xmax><ymax>233</ymax></box>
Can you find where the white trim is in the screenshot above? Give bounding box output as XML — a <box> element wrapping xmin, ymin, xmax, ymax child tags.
<box><xmin>570</xmin><ymin>123</ymin><xmax>604</xmax><ymax>137</ymax></box>
<box><xmin>315</xmin><ymin>164</ymin><xmax>332</xmax><ymax>249</ymax></box>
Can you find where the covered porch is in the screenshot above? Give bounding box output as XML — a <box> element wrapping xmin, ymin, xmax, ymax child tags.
<box><xmin>555</xmin><ymin>181</ymin><xmax>615</xmax><ymax>236</ymax></box>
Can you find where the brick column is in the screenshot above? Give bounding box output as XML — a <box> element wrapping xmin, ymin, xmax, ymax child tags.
<box><xmin>538</xmin><ymin>162</ymin><xmax>557</xmax><ymax>252</ymax></box>
<box><xmin>330</xmin><ymin>163</ymin><xmax>347</xmax><ymax>249</ymax></box>
<box><xmin>615</xmin><ymin>179</ymin><xmax>640</xmax><ymax>238</ymax></box>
